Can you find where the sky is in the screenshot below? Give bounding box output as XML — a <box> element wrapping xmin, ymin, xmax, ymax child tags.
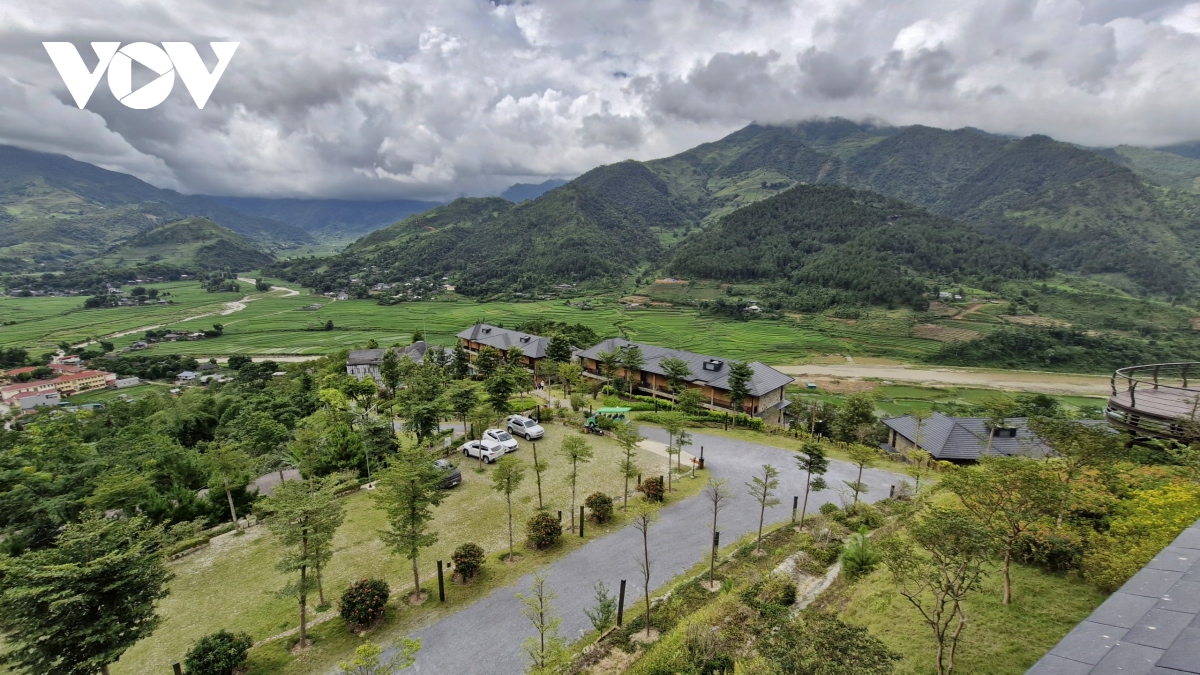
<box><xmin>3</xmin><ymin>0</ymin><xmax>1200</xmax><ymax>201</ymax></box>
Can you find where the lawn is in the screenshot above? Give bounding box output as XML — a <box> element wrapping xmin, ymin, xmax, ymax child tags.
<box><xmin>823</xmin><ymin>562</ymin><xmax>1107</xmax><ymax>675</ymax></box>
<box><xmin>111</xmin><ymin>422</ymin><xmax>692</xmax><ymax>674</ymax></box>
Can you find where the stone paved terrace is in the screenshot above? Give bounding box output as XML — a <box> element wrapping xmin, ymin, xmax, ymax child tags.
<box><xmin>1027</xmin><ymin>518</ymin><xmax>1200</xmax><ymax>674</ymax></box>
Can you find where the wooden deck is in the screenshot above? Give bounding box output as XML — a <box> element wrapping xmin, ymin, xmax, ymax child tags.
<box><xmin>1107</xmin><ymin>386</ymin><xmax>1200</xmax><ymax>439</ymax></box>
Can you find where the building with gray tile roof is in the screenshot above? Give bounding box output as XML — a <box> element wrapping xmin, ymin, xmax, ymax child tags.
<box><xmin>455</xmin><ymin>323</ymin><xmax>554</xmax><ymax>382</ymax></box>
<box><xmin>575</xmin><ymin>337</ymin><xmax>793</xmax><ymax>424</ymax></box>
<box><xmin>1027</xmin><ymin>518</ymin><xmax>1200</xmax><ymax>675</ymax></box>
<box><xmin>347</xmin><ymin>341</ymin><xmax>429</xmax><ymax>383</ymax></box>
<box><xmin>883</xmin><ymin>412</ymin><xmax>1057</xmax><ymax>462</ymax></box>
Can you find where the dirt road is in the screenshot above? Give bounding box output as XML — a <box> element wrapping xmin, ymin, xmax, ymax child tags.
<box><xmin>776</xmin><ymin>363</ymin><xmax>1111</xmax><ymax>396</ymax></box>
<box><xmin>236</xmin><ymin>278</ymin><xmax>301</xmax><ymax>297</ymax></box>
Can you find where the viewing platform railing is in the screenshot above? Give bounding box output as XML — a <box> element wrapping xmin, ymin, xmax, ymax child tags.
<box><xmin>1107</xmin><ymin>362</ymin><xmax>1200</xmax><ymax>440</ymax></box>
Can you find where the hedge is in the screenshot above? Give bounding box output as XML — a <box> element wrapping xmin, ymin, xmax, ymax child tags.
<box><xmin>165</xmin><ymin>536</ymin><xmax>210</xmax><ymax>557</ymax></box>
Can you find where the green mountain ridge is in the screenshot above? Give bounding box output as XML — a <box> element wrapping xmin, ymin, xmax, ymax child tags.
<box><xmin>96</xmin><ymin>217</ymin><xmax>275</xmax><ymax>272</ymax></box>
<box><xmin>0</xmin><ymin>145</ymin><xmax>311</xmax><ymax>273</ymax></box>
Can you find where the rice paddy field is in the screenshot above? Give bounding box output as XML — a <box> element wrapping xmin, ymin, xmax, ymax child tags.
<box><xmin>2</xmin><ymin>283</ymin><xmax>952</xmax><ymax>364</ymax></box>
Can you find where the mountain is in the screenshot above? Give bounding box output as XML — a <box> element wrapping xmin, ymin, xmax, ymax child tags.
<box><xmin>269</xmin><ymin>187</ymin><xmax>662</xmax><ymax>296</ymax></box>
<box><xmin>207</xmin><ymin>196</ymin><xmax>441</xmax><ymax>240</ymax></box>
<box><xmin>501</xmin><ymin>179</ymin><xmax>568</xmax><ymax>202</ymax></box>
<box><xmin>96</xmin><ymin>217</ymin><xmax>274</xmax><ymax>271</ymax></box>
<box><xmin>1098</xmin><ymin>145</ymin><xmax>1200</xmax><ymax>193</ymax></box>
<box><xmin>668</xmin><ymin>184</ymin><xmax>1046</xmax><ymax>310</ymax></box>
<box><xmin>0</xmin><ymin>145</ymin><xmax>311</xmax><ymax>273</ymax></box>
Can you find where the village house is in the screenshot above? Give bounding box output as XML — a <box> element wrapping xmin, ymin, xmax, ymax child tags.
<box><xmin>346</xmin><ymin>341</ymin><xmax>429</xmax><ymax>383</ymax></box>
<box><xmin>575</xmin><ymin>338</ymin><xmax>794</xmax><ymax>425</ymax></box>
<box><xmin>455</xmin><ymin>324</ymin><xmax>553</xmax><ymax>381</ymax></box>
<box><xmin>0</xmin><ymin>369</ymin><xmax>117</xmax><ymax>405</ymax></box>
<box><xmin>880</xmin><ymin>412</ymin><xmax>1103</xmax><ymax>462</ymax></box>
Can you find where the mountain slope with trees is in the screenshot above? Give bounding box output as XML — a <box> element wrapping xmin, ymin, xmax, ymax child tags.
<box><xmin>208</xmin><ymin>196</ymin><xmax>441</xmax><ymax>241</ymax></box>
<box><xmin>667</xmin><ymin>184</ymin><xmax>1047</xmax><ymax>310</ymax></box>
<box><xmin>95</xmin><ymin>217</ymin><xmax>275</xmax><ymax>272</ymax></box>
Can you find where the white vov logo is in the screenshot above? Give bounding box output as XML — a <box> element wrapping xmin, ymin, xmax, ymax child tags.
<box><xmin>43</xmin><ymin>42</ymin><xmax>239</xmax><ymax>110</ymax></box>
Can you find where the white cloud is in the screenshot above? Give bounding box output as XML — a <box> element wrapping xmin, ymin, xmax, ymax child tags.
<box><xmin>0</xmin><ymin>0</ymin><xmax>1198</xmax><ymax>200</ymax></box>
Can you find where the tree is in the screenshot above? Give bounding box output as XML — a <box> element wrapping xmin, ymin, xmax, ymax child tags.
<box><xmin>910</xmin><ymin>408</ymin><xmax>932</xmax><ymax>452</ymax></box>
<box><xmin>614</xmin><ymin>423</ymin><xmax>643</xmax><ymax>510</ymax></box>
<box><xmin>445</xmin><ymin>381</ymin><xmax>480</xmax><ymax>437</ymax></box>
<box><xmin>832</xmin><ymin>392</ymin><xmax>877</xmax><ymax>443</ymax></box>
<box><xmin>0</xmin><ymin>514</ymin><xmax>171</xmax><ymax>675</ymax></box>
<box><xmin>583</xmin><ymin>582</ymin><xmax>617</xmax><ymax>633</ymax></box>
<box><xmin>676</xmin><ymin>388</ymin><xmax>704</xmax><ymax>415</ymax></box>
<box><xmin>559</xmin><ymin>435</ymin><xmax>594</xmax><ymax>532</ymax></box>
<box><xmin>1029</xmin><ymin>416</ymin><xmax>1123</xmax><ymax>527</ymax></box>
<box><xmin>325</xmin><ymin>319</ymin><xmax>335</xmax><ymax>331</ymax></box>
<box><xmin>380</xmin><ymin>347</ymin><xmax>402</xmax><ymax>398</ymax></box>
<box><xmin>484</xmin><ymin>370</ymin><xmax>517</xmax><ymax>417</ymax></box>
<box><xmin>979</xmin><ymin>395</ymin><xmax>1017</xmax><ymax>457</ymax></box>
<box><xmin>395</xmin><ymin>361</ymin><xmax>446</xmax><ymax>444</ymax></box>
<box><xmin>412</xmin><ymin>328</ymin><xmax>425</xmax><ymax>343</ymax></box>
<box><xmin>366</xmin><ymin>338</ymin><xmax>380</xmax><ymax>349</ymax></box>
<box><xmin>184</xmin><ymin>630</ymin><xmax>253</xmax><ymax>675</ymax></box>
<box><xmin>256</xmin><ymin>475</ymin><xmax>346</xmax><ymax>649</ymax></box>
<box><xmin>905</xmin><ymin>449</ymin><xmax>934</xmax><ymax>493</ymax></box>
<box><xmin>939</xmin><ymin>457</ymin><xmax>1064</xmax><ymax>604</ymax></box>
<box><xmin>746</xmin><ymin>464</ymin><xmax>780</xmax><ymax>554</ymax></box>
<box><xmin>491</xmin><ymin>456</ymin><xmax>527</xmax><ymax>561</ymax></box>
<box><xmin>795</xmin><ymin>440</ymin><xmax>830</xmax><ymax>527</ymax></box>
<box><xmin>631</xmin><ymin>500</ymin><xmax>659</xmax><ymax>638</ymax></box>
<box><xmin>881</xmin><ymin>508</ymin><xmax>994</xmax><ymax>675</ymax></box>
<box><xmin>727</xmin><ymin>361</ymin><xmax>753</xmax><ymax>414</ymax></box>
<box><xmin>598</xmin><ymin>350</ymin><xmax>622</xmax><ymax>382</ymax></box>
<box><xmin>373</xmin><ymin>447</ymin><xmax>448</xmax><ymax>602</ymax></box>
<box><xmin>660</xmin><ymin>356</ymin><xmax>693</xmax><ymax>394</ymax></box>
<box><xmin>557</xmin><ymin>362</ymin><xmax>583</xmax><ymax>395</ymax></box>
<box><xmin>546</xmin><ymin>334</ymin><xmax>573</xmax><ymax>363</ymax></box>
<box><xmin>517</xmin><ymin>572</ymin><xmax>566</xmax><ymax>672</ymax></box>
<box><xmin>704</xmin><ymin>478</ymin><xmax>732</xmax><ymax>584</ymax></box>
<box><xmin>530</xmin><ymin>440</ymin><xmax>548</xmax><ymax>510</ymax></box>
<box><xmin>202</xmin><ymin>443</ymin><xmax>251</xmax><ymax>531</ymax></box>
<box><xmin>337</xmin><ymin>638</ymin><xmax>420</xmax><ymax>675</ymax></box>
<box><xmin>620</xmin><ymin>345</ymin><xmax>645</xmax><ymax>394</ymax></box>
<box><xmin>474</xmin><ymin>345</ymin><xmax>503</xmax><ymax>380</ymax></box>
<box><xmin>659</xmin><ymin>411</ymin><xmax>686</xmax><ymax>467</ymax></box>
<box><xmin>450</xmin><ymin>345</ymin><xmax>471</xmax><ymax>380</ymax></box>
<box><xmin>845</xmin><ymin>444</ymin><xmax>878</xmax><ymax>504</ymax></box>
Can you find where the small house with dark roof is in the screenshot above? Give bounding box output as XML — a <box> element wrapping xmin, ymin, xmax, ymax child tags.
<box><xmin>882</xmin><ymin>412</ymin><xmax>1055</xmax><ymax>462</ymax></box>
<box><xmin>575</xmin><ymin>338</ymin><xmax>793</xmax><ymax>425</ymax></box>
<box><xmin>346</xmin><ymin>341</ymin><xmax>430</xmax><ymax>383</ymax></box>
<box><xmin>455</xmin><ymin>323</ymin><xmax>553</xmax><ymax>381</ymax></box>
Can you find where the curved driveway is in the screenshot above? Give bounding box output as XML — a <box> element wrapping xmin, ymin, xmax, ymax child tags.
<box><xmin>403</xmin><ymin>427</ymin><xmax>906</xmax><ymax>674</ymax></box>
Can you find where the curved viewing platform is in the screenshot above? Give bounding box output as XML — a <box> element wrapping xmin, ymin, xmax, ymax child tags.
<box><xmin>1107</xmin><ymin>363</ymin><xmax>1200</xmax><ymax>441</ymax></box>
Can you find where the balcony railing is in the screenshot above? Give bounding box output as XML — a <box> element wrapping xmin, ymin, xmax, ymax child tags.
<box><xmin>1107</xmin><ymin>362</ymin><xmax>1200</xmax><ymax>440</ymax></box>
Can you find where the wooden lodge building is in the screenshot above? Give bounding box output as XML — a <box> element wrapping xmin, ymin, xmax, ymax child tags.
<box><xmin>574</xmin><ymin>338</ymin><xmax>793</xmax><ymax>425</ymax></box>
<box><xmin>455</xmin><ymin>323</ymin><xmax>553</xmax><ymax>381</ymax></box>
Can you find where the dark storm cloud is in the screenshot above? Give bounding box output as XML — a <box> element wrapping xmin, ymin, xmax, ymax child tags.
<box><xmin>3</xmin><ymin>0</ymin><xmax>1200</xmax><ymax>200</ymax></box>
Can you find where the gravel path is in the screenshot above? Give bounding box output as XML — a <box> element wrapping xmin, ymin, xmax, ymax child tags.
<box><xmin>399</xmin><ymin>427</ymin><xmax>906</xmax><ymax>674</ymax></box>
<box><xmin>775</xmin><ymin>363</ymin><xmax>1110</xmax><ymax>396</ymax></box>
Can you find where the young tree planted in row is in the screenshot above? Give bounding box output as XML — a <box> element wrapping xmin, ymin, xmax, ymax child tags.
<box><xmin>560</xmin><ymin>435</ymin><xmax>594</xmax><ymax>532</ymax></box>
<box><xmin>614</xmin><ymin>423</ymin><xmax>642</xmax><ymax>510</ymax></box>
<box><xmin>530</xmin><ymin>441</ymin><xmax>548</xmax><ymax>510</ymax></box>
<box><xmin>845</xmin><ymin>444</ymin><xmax>878</xmax><ymax>504</ymax></box>
<box><xmin>631</xmin><ymin>500</ymin><xmax>659</xmax><ymax>638</ymax></box>
<box><xmin>747</xmin><ymin>464</ymin><xmax>780</xmax><ymax>554</ymax></box>
<box><xmin>795</xmin><ymin>440</ymin><xmax>829</xmax><ymax>527</ymax></box>
<box><xmin>726</xmin><ymin>361</ymin><xmax>754</xmax><ymax>415</ymax></box>
<box><xmin>518</xmin><ymin>572</ymin><xmax>566</xmax><ymax>672</ymax></box>
<box><xmin>492</xmin><ymin>456</ymin><xmax>527</xmax><ymax>561</ymax></box>
<box><xmin>705</xmin><ymin>478</ymin><xmax>732</xmax><ymax>584</ymax></box>
<box><xmin>620</xmin><ymin>345</ymin><xmax>646</xmax><ymax>395</ymax></box>
<box><xmin>374</xmin><ymin>447</ymin><xmax>447</xmax><ymax>603</ymax></box>
<box><xmin>201</xmin><ymin>441</ymin><xmax>251</xmax><ymax>531</ymax></box>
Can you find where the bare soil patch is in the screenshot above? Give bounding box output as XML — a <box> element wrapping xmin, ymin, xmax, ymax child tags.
<box><xmin>630</xmin><ymin>628</ymin><xmax>660</xmax><ymax>644</ymax></box>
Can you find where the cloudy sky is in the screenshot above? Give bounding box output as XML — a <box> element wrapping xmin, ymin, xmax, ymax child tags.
<box><xmin>3</xmin><ymin>0</ymin><xmax>1200</xmax><ymax>200</ymax></box>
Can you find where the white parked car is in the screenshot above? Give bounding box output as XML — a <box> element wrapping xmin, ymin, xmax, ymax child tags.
<box><xmin>483</xmin><ymin>428</ymin><xmax>520</xmax><ymax>452</ymax></box>
<box><xmin>460</xmin><ymin>439</ymin><xmax>505</xmax><ymax>463</ymax></box>
<box><xmin>506</xmin><ymin>415</ymin><xmax>545</xmax><ymax>440</ymax></box>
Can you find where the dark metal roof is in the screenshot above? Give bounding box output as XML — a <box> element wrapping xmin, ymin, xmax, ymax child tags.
<box><xmin>455</xmin><ymin>324</ymin><xmax>549</xmax><ymax>359</ymax></box>
<box><xmin>882</xmin><ymin>413</ymin><xmax>1053</xmax><ymax>461</ymax></box>
<box><xmin>575</xmin><ymin>337</ymin><xmax>793</xmax><ymax>398</ymax></box>
<box><xmin>1028</xmin><ymin>518</ymin><xmax>1200</xmax><ymax>674</ymax></box>
<box><xmin>347</xmin><ymin>341</ymin><xmax>429</xmax><ymax>367</ymax></box>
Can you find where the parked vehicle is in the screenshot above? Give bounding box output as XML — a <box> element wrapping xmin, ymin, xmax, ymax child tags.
<box><xmin>506</xmin><ymin>414</ymin><xmax>545</xmax><ymax>440</ymax></box>
<box><xmin>460</xmin><ymin>439</ymin><xmax>505</xmax><ymax>463</ymax></box>
<box><xmin>484</xmin><ymin>428</ymin><xmax>520</xmax><ymax>451</ymax></box>
<box><xmin>434</xmin><ymin>459</ymin><xmax>462</xmax><ymax>488</ymax></box>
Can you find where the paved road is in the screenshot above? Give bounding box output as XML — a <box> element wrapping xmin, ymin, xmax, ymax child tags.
<box><xmin>398</xmin><ymin>428</ymin><xmax>906</xmax><ymax>674</ymax></box>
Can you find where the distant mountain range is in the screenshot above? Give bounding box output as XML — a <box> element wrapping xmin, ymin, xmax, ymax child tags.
<box><xmin>206</xmin><ymin>196</ymin><xmax>441</xmax><ymax>241</ymax></box>
<box><xmin>96</xmin><ymin>217</ymin><xmax>274</xmax><ymax>271</ymax></box>
<box><xmin>501</xmin><ymin>179</ymin><xmax>569</xmax><ymax>202</ymax></box>
<box><xmin>275</xmin><ymin>118</ymin><xmax>1200</xmax><ymax>300</ymax></box>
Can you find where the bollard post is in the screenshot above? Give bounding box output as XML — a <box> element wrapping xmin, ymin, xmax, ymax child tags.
<box><xmin>710</xmin><ymin>531</ymin><xmax>720</xmax><ymax>584</ymax></box>
<box><xmin>637</xmin><ymin>473</ymin><xmax>641</xmax><ymax>487</ymax></box>
<box><xmin>437</xmin><ymin>560</ymin><xmax>445</xmax><ymax>602</ymax></box>
<box><xmin>580</xmin><ymin>506</ymin><xmax>585</xmax><ymax>537</ymax></box>
<box><xmin>792</xmin><ymin>496</ymin><xmax>799</xmax><ymax>523</ymax></box>
<box><xmin>173</xmin><ymin>663</ymin><xmax>183</xmax><ymax>675</ymax></box>
<box><xmin>889</xmin><ymin>485</ymin><xmax>895</xmax><ymax>498</ymax></box>
<box><xmin>698</xmin><ymin>445</ymin><xmax>704</xmax><ymax>470</ymax></box>
<box><xmin>617</xmin><ymin>579</ymin><xmax>627</xmax><ymax>627</ymax></box>
<box><xmin>557</xmin><ymin>510</ymin><xmax>562</xmax><ymax>523</ymax></box>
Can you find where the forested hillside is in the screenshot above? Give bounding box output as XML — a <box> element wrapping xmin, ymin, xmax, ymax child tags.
<box><xmin>208</xmin><ymin>196</ymin><xmax>441</xmax><ymax>240</ymax></box>
<box><xmin>96</xmin><ymin>217</ymin><xmax>274</xmax><ymax>271</ymax></box>
<box><xmin>668</xmin><ymin>185</ymin><xmax>1046</xmax><ymax>310</ymax></box>
<box><xmin>269</xmin><ymin>187</ymin><xmax>662</xmax><ymax>296</ymax></box>
<box><xmin>0</xmin><ymin>145</ymin><xmax>310</xmax><ymax>273</ymax></box>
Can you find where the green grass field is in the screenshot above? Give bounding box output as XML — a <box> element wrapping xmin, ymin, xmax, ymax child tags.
<box><xmin>786</xmin><ymin>383</ymin><xmax>1107</xmax><ymax>419</ymax></box>
<box><xmin>112</xmin><ymin>422</ymin><xmax>694</xmax><ymax>674</ymax></box>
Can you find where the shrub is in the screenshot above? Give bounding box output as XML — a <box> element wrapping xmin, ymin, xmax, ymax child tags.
<box><xmin>638</xmin><ymin>476</ymin><xmax>665</xmax><ymax>503</ymax></box>
<box><xmin>843</xmin><ymin>503</ymin><xmax>884</xmax><ymax>530</ymax></box>
<box><xmin>569</xmin><ymin>393</ymin><xmax>585</xmax><ymax>411</ymax></box>
<box><xmin>452</xmin><ymin>542</ymin><xmax>486</xmax><ymax>580</ymax></box>
<box><xmin>819</xmin><ymin>502</ymin><xmax>840</xmax><ymax>516</ymax></box>
<box><xmin>1017</xmin><ymin>526</ymin><xmax>1085</xmax><ymax>571</ymax></box>
<box><xmin>183</xmin><ymin>630</ymin><xmax>253</xmax><ymax>675</ymax></box>
<box><xmin>339</xmin><ymin>578</ymin><xmax>390</xmax><ymax>629</ymax></box>
<box><xmin>1083</xmin><ymin>484</ymin><xmax>1200</xmax><ymax>591</ymax></box>
<box><xmin>840</xmin><ymin>527</ymin><xmax>881</xmax><ymax>579</ymax></box>
<box><xmin>741</xmin><ymin>575</ymin><xmax>797</xmax><ymax>619</ymax></box>
<box><xmin>526</xmin><ymin>512</ymin><xmax>562</xmax><ymax>550</ymax></box>
<box><xmin>585</xmin><ymin>492</ymin><xmax>614</xmax><ymax>524</ymax></box>
<box><xmin>165</xmin><ymin>536</ymin><xmax>210</xmax><ymax>557</ymax></box>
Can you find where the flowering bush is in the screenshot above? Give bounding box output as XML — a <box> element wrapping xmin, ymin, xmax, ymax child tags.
<box><xmin>526</xmin><ymin>512</ymin><xmax>562</xmax><ymax>550</ymax></box>
<box><xmin>452</xmin><ymin>542</ymin><xmax>486</xmax><ymax>580</ymax></box>
<box><xmin>183</xmin><ymin>630</ymin><xmax>253</xmax><ymax>675</ymax></box>
<box><xmin>339</xmin><ymin>578</ymin><xmax>390</xmax><ymax>629</ymax></box>
<box><xmin>638</xmin><ymin>476</ymin><xmax>665</xmax><ymax>503</ymax></box>
<box><xmin>585</xmin><ymin>492</ymin><xmax>614</xmax><ymax>524</ymax></box>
